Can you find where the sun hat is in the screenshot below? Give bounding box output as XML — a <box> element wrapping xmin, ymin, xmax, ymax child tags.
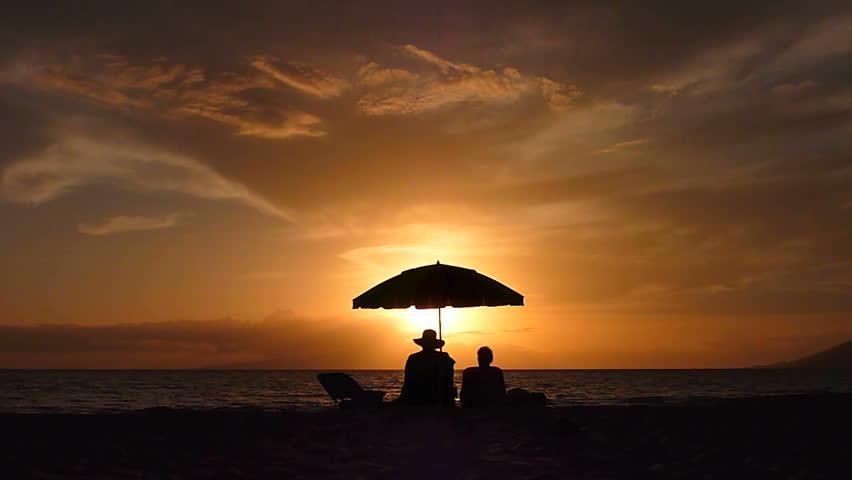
<box><xmin>413</xmin><ymin>329</ymin><xmax>445</xmax><ymax>349</ymax></box>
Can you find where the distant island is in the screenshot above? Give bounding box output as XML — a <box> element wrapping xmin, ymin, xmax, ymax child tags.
<box><xmin>755</xmin><ymin>339</ymin><xmax>852</xmax><ymax>368</ymax></box>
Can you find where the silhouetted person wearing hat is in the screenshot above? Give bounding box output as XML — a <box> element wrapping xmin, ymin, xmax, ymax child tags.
<box><xmin>398</xmin><ymin>329</ymin><xmax>456</xmax><ymax>406</ymax></box>
<box><xmin>460</xmin><ymin>346</ymin><xmax>505</xmax><ymax>408</ymax></box>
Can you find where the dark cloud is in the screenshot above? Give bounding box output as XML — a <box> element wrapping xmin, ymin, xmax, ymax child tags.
<box><xmin>0</xmin><ymin>88</ymin><xmax>56</xmax><ymax>166</ymax></box>
<box><xmin>0</xmin><ymin>312</ymin><xmax>402</xmax><ymax>368</ymax></box>
<box><xmin>0</xmin><ymin>313</ymin><xmax>548</xmax><ymax>368</ymax></box>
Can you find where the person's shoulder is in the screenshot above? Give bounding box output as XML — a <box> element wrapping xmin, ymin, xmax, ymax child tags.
<box><xmin>441</xmin><ymin>352</ymin><xmax>456</xmax><ymax>364</ymax></box>
<box><xmin>463</xmin><ymin>366</ymin><xmax>480</xmax><ymax>374</ymax></box>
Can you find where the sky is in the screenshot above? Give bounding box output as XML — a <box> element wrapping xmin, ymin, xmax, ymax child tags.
<box><xmin>1</xmin><ymin>1</ymin><xmax>851</xmax><ymax>368</ymax></box>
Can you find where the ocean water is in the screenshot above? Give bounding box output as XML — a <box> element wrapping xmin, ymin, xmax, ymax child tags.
<box><xmin>1</xmin><ymin>369</ymin><xmax>851</xmax><ymax>414</ymax></box>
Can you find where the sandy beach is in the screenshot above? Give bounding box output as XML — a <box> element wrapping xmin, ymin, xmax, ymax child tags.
<box><xmin>3</xmin><ymin>393</ymin><xmax>850</xmax><ymax>479</ymax></box>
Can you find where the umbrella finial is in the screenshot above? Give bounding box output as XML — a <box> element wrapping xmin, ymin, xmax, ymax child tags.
<box><xmin>437</xmin><ymin>260</ymin><xmax>440</xmax><ymax>264</ymax></box>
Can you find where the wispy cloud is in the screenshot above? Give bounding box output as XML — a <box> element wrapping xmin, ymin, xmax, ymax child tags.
<box><xmin>2</xmin><ymin>55</ymin><xmax>326</xmax><ymax>139</ymax></box>
<box><xmin>1</xmin><ymin>136</ymin><xmax>291</xmax><ymax>220</ymax></box>
<box><xmin>178</xmin><ymin>105</ymin><xmax>325</xmax><ymax>138</ymax></box>
<box><xmin>596</xmin><ymin>138</ymin><xmax>650</xmax><ymax>154</ymax></box>
<box><xmin>357</xmin><ymin>44</ymin><xmax>581</xmax><ymax>115</ymax></box>
<box><xmin>454</xmin><ymin>330</ymin><xmax>492</xmax><ymax>336</ymax></box>
<box><xmin>357</xmin><ymin>62</ymin><xmax>420</xmax><ymax>87</ymax></box>
<box><xmin>251</xmin><ymin>56</ymin><xmax>349</xmax><ymax>98</ymax></box>
<box><xmin>1</xmin><ymin>48</ymin><xmax>577</xmax><ymax>133</ymax></box>
<box><xmin>77</xmin><ymin>212</ymin><xmax>184</xmax><ymax>235</ymax></box>
<box><xmin>501</xmin><ymin>328</ymin><xmax>536</xmax><ymax>334</ymax></box>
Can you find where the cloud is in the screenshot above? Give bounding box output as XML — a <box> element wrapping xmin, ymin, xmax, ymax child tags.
<box><xmin>2</xmin><ymin>55</ymin><xmax>326</xmax><ymax>139</ymax></box>
<box><xmin>761</xmin><ymin>14</ymin><xmax>852</xmax><ymax>75</ymax></box>
<box><xmin>0</xmin><ymin>135</ymin><xmax>291</xmax><ymax>219</ymax></box>
<box><xmin>596</xmin><ymin>138</ymin><xmax>650</xmax><ymax>154</ymax></box>
<box><xmin>250</xmin><ymin>56</ymin><xmax>349</xmax><ymax>98</ymax></box>
<box><xmin>356</xmin><ymin>45</ymin><xmax>581</xmax><ymax>115</ymax></box>
<box><xmin>357</xmin><ymin>62</ymin><xmax>420</xmax><ymax>87</ymax></box>
<box><xmin>510</xmin><ymin>167</ymin><xmax>852</xmax><ymax>313</ymax></box>
<box><xmin>1</xmin><ymin>1</ymin><xmax>851</xmax><ymax>329</ymax></box>
<box><xmin>177</xmin><ymin>104</ymin><xmax>325</xmax><ymax>138</ymax></box>
<box><xmin>631</xmin><ymin>14</ymin><xmax>852</xmax><ymax>100</ymax></box>
<box><xmin>0</xmin><ymin>311</ymin><xmax>549</xmax><ymax>369</ymax></box>
<box><xmin>0</xmin><ymin>312</ymin><xmax>408</xmax><ymax>369</ymax></box>
<box><xmin>77</xmin><ymin>212</ymin><xmax>184</xmax><ymax>235</ymax></box>
<box><xmin>501</xmin><ymin>328</ymin><xmax>535</xmax><ymax>334</ymax></box>
<box><xmin>454</xmin><ymin>330</ymin><xmax>492</xmax><ymax>336</ymax></box>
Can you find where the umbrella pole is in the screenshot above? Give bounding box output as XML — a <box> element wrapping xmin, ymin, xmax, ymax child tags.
<box><xmin>438</xmin><ymin>307</ymin><xmax>442</xmax><ymax>352</ymax></box>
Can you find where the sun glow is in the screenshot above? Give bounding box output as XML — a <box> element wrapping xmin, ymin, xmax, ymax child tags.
<box><xmin>401</xmin><ymin>307</ymin><xmax>485</xmax><ymax>336</ymax></box>
<box><xmin>403</xmin><ymin>307</ymin><xmax>440</xmax><ymax>330</ymax></box>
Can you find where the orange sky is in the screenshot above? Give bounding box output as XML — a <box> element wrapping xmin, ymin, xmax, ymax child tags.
<box><xmin>1</xmin><ymin>2</ymin><xmax>851</xmax><ymax>368</ymax></box>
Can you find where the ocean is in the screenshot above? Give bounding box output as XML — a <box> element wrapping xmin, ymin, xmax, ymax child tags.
<box><xmin>2</xmin><ymin>369</ymin><xmax>851</xmax><ymax>413</ymax></box>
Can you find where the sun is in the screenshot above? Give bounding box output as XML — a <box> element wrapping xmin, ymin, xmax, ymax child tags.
<box><xmin>401</xmin><ymin>306</ymin><xmax>483</xmax><ymax>337</ymax></box>
<box><xmin>403</xmin><ymin>307</ymin><xmax>440</xmax><ymax>331</ymax></box>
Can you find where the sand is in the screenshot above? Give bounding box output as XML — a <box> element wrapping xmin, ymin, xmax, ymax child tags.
<box><xmin>3</xmin><ymin>394</ymin><xmax>850</xmax><ymax>479</ymax></box>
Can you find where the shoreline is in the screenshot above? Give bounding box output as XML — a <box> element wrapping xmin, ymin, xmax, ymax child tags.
<box><xmin>3</xmin><ymin>390</ymin><xmax>850</xmax><ymax>415</ymax></box>
<box><xmin>4</xmin><ymin>393</ymin><xmax>850</xmax><ymax>479</ymax></box>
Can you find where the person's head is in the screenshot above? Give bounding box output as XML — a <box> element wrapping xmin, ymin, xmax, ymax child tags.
<box><xmin>413</xmin><ymin>329</ymin><xmax>445</xmax><ymax>351</ymax></box>
<box><xmin>477</xmin><ymin>346</ymin><xmax>493</xmax><ymax>366</ymax></box>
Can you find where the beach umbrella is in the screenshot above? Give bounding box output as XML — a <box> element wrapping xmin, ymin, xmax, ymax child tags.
<box><xmin>352</xmin><ymin>261</ymin><xmax>523</xmax><ymax>346</ymax></box>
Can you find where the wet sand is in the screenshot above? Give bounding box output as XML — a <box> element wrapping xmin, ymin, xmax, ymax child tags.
<box><xmin>3</xmin><ymin>394</ymin><xmax>850</xmax><ymax>479</ymax></box>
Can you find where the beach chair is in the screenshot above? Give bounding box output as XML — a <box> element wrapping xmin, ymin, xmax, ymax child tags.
<box><xmin>316</xmin><ymin>373</ymin><xmax>386</xmax><ymax>408</ymax></box>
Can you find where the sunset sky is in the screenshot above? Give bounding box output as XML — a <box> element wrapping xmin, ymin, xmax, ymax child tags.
<box><xmin>1</xmin><ymin>1</ymin><xmax>851</xmax><ymax>369</ymax></box>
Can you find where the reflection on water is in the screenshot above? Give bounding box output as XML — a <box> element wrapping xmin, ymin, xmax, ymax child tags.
<box><xmin>1</xmin><ymin>369</ymin><xmax>851</xmax><ymax>413</ymax></box>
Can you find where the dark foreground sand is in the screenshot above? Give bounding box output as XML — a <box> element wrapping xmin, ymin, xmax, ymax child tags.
<box><xmin>3</xmin><ymin>394</ymin><xmax>850</xmax><ymax>479</ymax></box>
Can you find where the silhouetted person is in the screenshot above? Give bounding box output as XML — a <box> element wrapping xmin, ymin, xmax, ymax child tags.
<box><xmin>460</xmin><ymin>346</ymin><xmax>505</xmax><ymax>408</ymax></box>
<box><xmin>397</xmin><ymin>329</ymin><xmax>456</xmax><ymax>406</ymax></box>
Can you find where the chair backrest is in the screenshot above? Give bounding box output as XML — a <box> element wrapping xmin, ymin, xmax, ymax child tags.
<box><xmin>317</xmin><ymin>372</ymin><xmax>365</xmax><ymax>402</ymax></box>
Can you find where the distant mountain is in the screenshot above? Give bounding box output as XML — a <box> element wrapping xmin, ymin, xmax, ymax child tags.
<box><xmin>756</xmin><ymin>339</ymin><xmax>852</xmax><ymax>368</ymax></box>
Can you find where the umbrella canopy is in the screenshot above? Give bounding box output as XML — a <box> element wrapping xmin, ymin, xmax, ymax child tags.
<box><xmin>352</xmin><ymin>262</ymin><xmax>523</xmax><ymax>345</ymax></box>
<box><xmin>352</xmin><ymin>262</ymin><xmax>523</xmax><ymax>310</ymax></box>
